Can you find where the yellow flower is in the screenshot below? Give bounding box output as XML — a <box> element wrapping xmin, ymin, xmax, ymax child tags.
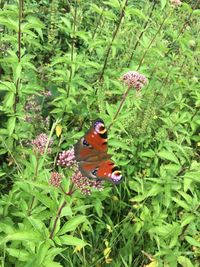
<box><xmin>144</xmin><ymin>260</ymin><xmax>158</xmax><ymax>267</ymax></box>
<box><xmin>106</xmin><ymin>224</ymin><xmax>112</xmax><ymax>233</ymax></box>
<box><xmin>104</xmin><ymin>240</ymin><xmax>112</xmax><ymax>264</ymax></box>
<box><xmin>73</xmin><ymin>245</ymin><xmax>82</xmax><ymax>253</ymax></box>
<box><xmin>56</xmin><ymin>124</ymin><xmax>62</xmax><ymax>137</ymax></box>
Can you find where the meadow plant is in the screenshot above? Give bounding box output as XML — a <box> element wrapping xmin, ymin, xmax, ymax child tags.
<box><xmin>32</xmin><ymin>133</ymin><xmax>53</xmax><ymax>155</ymax></box>
<box><xmin>0</xmin><ymin>0</ymin><xmax>199</xmax><ymax>266</ymax></box>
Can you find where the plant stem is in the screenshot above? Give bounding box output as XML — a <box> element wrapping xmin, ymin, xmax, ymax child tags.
<box><xmin>67</xmin><ymin>0</ymin><xmax>77</xmax><ymax>97</ymax></box>
<box><xmin>50</xmin><ymin>184</ymin><xmax>75</xmax><ymax>239</ymax></box>
<box><xmin>107</xmin><ymin>85</ymin><xmax>131</xmax><ymax>131</ymax></box>
<box><xmin>127</xmin><ymin>1</ymin><xmax>157</xmax><ymax>67</ymax></box>
<box><xmin>14</xmin><ymin>0</ymin><xmax>23</xmax><ymax>113</ymax></box>
<box><xmin>92</xmin><ymin>7</ymin><xmax>104</xmax><ymax>39</ymax></box>
<box><xmin>136</xmin><ymin>13</ymin><xmax>169</xmax><ymax>71</ymax></box>
<box><xmin>49</xmin><ymin>200</ymin><xmax>66</xmax><ymax>239</ymax></box>
<box><xmin>95</xmin><ymin>0</ymin><xmax>128</xmax><ymax>94</ymax></box>
<box><xmin>28</xmin><ymin>154</ymin><xmax>39</xmax><ymax>216</ymax></box>
<box><xmin>165</xmin><ymin>0</ymin><xmax>199</xmax><ymax>58</ymax></box>
<box><xmin>108</xmin><ymin>12</ymin><xmax>169</xmax><ymax>130</ymax></box>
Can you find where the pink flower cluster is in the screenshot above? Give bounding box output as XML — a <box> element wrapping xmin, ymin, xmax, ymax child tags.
<box><xmin>170</xmin><ymin>0</ymin><xmax>182</xmax><ymax>6</ymax></box>
<box><xmin>56</xmin><ymin>148</ymin><xmax>105</xmax><ymax>195</ymax></box>
<box><xmin>32</xmin><ymin>133</ymin><xmax>53</xmax><ymax>155</ymax></box>
<box><xmin>121</xmin><ymin>71</ymin><xmax>148</xmax><ymax>91</ymax></box>
<box><xmin>57</xmin><ymin>148</ymin><xmax>76</xmax><ymax>167</ymax></box>
<box><xmin>41</xmin><ymin>90</ymin><xmax>52</xmax><ymax>97</ymax></box>
<box><xmin>25</xmin><ymin>95</ymin><xmax>41</xmax><ymax>113</ymax></box>
<box><xmin>71</xmin><ymin>171</ymin><xmax>104</xmax><ymax>195</ymax></box>
<box><xmin>49</xmin><ymin>171</ymin><xmax>62</xmax><ymax>187</ymax></box>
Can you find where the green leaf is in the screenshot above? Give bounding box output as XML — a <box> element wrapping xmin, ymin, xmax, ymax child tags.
<box><xmin>181</xmin><ymin>214</ymin><xmax>195</xmax><ymax>227</ymax></box>
<box><xmin>172</xmin><ymin>197</ymin><xmax>190</xmax><ymax>211</ymax></box>
<box><xmin>185</xmin><ymin>236</ymin><xmax>200</xmax><ymax>248</ymax></box>
<box><xmin>37</xmin><ymin>241</ymin><xmax>50</xmax><ymax>265</ymax></box>
<box><xmin>6</xmin><ymin>248</ymin><xmax>30</xmax><ymax>261</ymax></box>
<box><xmin>128</xmin><ymin>8</ymin><xmax>147</xmax><ymax>20</ymax></box>
<box><xmin>1</xmin><ymin>231</ymin><xmax>42</xmax><ymax>244</ymax></box>
<box><xmin>3</xmin><ymin>92</ymin><xmax>15</xmax><ymax>108</ymax></box>
<box><xmin>58</xmin><ymin>215</ymin><xmax>86</xmax><ymax>235</ymax></box>
<box><xmin>15</xmin><ymin>63</ymin><xmax>22</xmax><ymax>81</ymax></box>
<box><xmin>28</xmin><ymin>217</ymin><xmax>46</xmax><ymax>234</ymax></box>
<box><xmin>157</xmin><ymin>150</ymin><xmax>179</xmax><ymax>164</ymax></box>
<box><xmin>43</xmin><ymin>260</ymin><xmax>63</xmax><ymax>267</ymax></box>
<box><xmin>178</xmin><ymin>256</ymin><xmax>194</xmax><ymax>267</ymax></box>
<box><xmin>7</xmin><ymin>117</ymin><xmax>16</xmax><ymax>136</ymax></box>
<box><xmin>141</xmin><ymin>150</ymin><xmax>156</xmax><ymax>158</ymax></box>
<box><xmin>160</xmin><ymin>0</ymin><xmax>167</xmax><ymax>10</ymax></box>
<box><xmin>90</xmin><ymin>4</ymin><xmax>103</xmax><ymax>14</ymax></box>
<box><xmin>60</xmin><ymin>206</ymin><xmax>72</xmax><ymax>217</ymax></box>
<box><xmin>59</xmin><ymin>235</ymin><xmax>87</xmax><ymax>247</ymax></box>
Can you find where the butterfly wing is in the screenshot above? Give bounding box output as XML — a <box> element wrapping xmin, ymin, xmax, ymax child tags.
<box><xmin>79</xmin><ymin>159</ymin><xmax>123</xmax><ymax>184</ymax></box>
<box><xmin>74</xmin><ymin>118</ymin><xmax>108</xmax><ymax>162</ymax></box>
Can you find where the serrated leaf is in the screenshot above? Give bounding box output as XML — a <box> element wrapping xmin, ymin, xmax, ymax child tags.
<box><xmin>2</xmin><ymin>231</ymin><xmax>42</xmax><ymax>244</ymax></box>
<box><xmin>58</xmin><ymin>215</ymin><xmax>86</xmax><ymax>235</ymax></box>
<box><xmin>172</xmin><ymin>197</ymin><xmax>190</xmax><ymax>211</ymax></box>
<box><xmin>157</xmin><ymin>150</ymin><xmax>179</xmax><ymax>164</ymax></box>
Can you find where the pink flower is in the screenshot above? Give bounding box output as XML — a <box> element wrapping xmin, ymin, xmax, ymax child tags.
<box><xmin>49</xmin><ymin>171</ymin><xmax>62</xmax><ymax>187</ymax></box>
<box><xmin>71</xmin><ymin>171</ymin><xmax>104</xmax><ymax>195</ymax></box>
<box><xmin>170</xmin><ymin>0</ymin><xmax>182</xmax><ymax>6</ymax></box>
<box><xmin>121</xmin><ymin>71</ymin><xmax>148</xmax><ymax>91</ymax></box>
<box><xmin>32</xmin><ymin>133</ymin><xmax>53</xmax><ymax>155</ymax></box>
<box><xmin>25</xmin><ymin>95</ymin><xmax>41</xmax><ymax>112</ymax></box>
<box><xmin>57</xmin><ymin>148</ymin><xmax>76</xmax><ymax>167</ymax></box>
<box><xmin>41</xmin><ymin>90</ymin><xmax>52</xmax><ymax>97</ymax></box>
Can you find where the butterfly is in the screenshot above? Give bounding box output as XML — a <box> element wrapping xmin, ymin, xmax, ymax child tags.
<box><xmin>74</xmin><ymin>118</ymin><xmax>122</xmax><ymax>184</ymax></box>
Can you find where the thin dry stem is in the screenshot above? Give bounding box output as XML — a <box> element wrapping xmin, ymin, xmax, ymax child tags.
<box><xmin>95</xmin><ymin>0</ymin><xmax>128</xmax><ymax>94</ymax></box>
<box><xmin>67</xmin><ymin>1</ymin><xmax>78</xmax><ymax>97</ymax></box>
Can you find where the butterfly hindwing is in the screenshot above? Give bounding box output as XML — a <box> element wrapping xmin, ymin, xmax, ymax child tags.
<box><xmin>74</xmin><ymin>118</ymin><xmax>122</xmax><ymax>184</ymax></box>
<box><xmin>79</xmin><ymin>159</ymin><xmax>122</xmax><ymax>184</ymax></box>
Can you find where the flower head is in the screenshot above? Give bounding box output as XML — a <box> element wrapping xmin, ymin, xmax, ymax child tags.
<box><xmin>71</xmin><ymin>171</ymin><xmax>104</xmax><ymax>195</ymax></box>
<box><xmin>49</xmin><ymin>171</ymin><xmax>62</xmax><ymax>187</ymax></box>
<box><xmin>25</xmin><ymin>95</ymin><xmax>41</xmax><ymax>113</ymax></box>
<box><xmin>32</xmin><ymin>133</ymin><xmax>53</xmax><ymax>155</ymax></box>
<box><xmin>41</xmin><ymin>90</ymin><xmax>52</xmax><ymax>97</ymax></box>
<box><xmin>121</xmin><ymin>71</ymin><xmax>148</xmax><ymax>91</ymax></box>
<box><xmin>170</xmin><ymin>0</ymin><xmax>182</xmax><ymax>6</ymax></box>
<box><xmin>57</xmin><ymin>148</ymin><xmax>76</xmax><ymax>167</ymax></box>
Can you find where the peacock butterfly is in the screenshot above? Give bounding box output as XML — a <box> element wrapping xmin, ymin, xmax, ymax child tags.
<box><xmin>74</xmin><ymin>118</ymin><xmax>122</xmax><ymax>184</ymax></box>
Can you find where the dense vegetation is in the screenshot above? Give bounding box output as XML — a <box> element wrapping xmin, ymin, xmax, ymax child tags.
<box><xmin>0</xmin><ymin>0</ymin><xmax>199</xmax><ymax>266</ymax></box>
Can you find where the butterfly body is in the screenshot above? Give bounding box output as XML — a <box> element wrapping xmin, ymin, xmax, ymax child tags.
<box><xmin>74</xmin><ymin>119</ymin><xmax>122</xmax><ymax>184</ymax></box>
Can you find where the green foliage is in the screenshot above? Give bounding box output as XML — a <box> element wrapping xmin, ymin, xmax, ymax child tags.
<box><xmin>0</xmin><ymin>0</ymin><xmax>199</xmax><ymax>266</ymax></box>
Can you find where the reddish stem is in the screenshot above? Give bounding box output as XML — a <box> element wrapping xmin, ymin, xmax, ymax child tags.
<box><xmin>49</xmin><ymin>200</ymin><xmax>66</xmax><ymax>239</ymax></box>
<box><xmin>49</xmin><ymin>184</ymin><xmax>75</xmax><ymax>239</ymax></box>
<box><xmin>14</xmin><ymin>0</ymin><xmax>22</xmax><ymax>113</ymax></box>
